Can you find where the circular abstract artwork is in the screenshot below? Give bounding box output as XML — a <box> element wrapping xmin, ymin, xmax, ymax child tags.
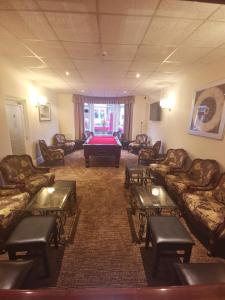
<box><xmin>191</xmin><ymin>86</ymin><xmax>225</xmax><ymax>135</ymax></box>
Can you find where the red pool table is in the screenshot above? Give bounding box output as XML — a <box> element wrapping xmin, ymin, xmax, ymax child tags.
<box><xmin>83</xmin><ymin>136</ymin><xmax>122</xmax><ymax>168</ymax></box>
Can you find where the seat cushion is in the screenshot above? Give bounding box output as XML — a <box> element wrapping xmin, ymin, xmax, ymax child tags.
<box><xmin>25</xmin><ymin>173</ymin><xmax>55</xmax><ymax>194</ymax></box>
<box><xmin>0</xmin><ymin>192</ymin><xmax>30</xmax><ymax>230</ymax></box>
<box><xmin>149</xmin><ymin>163</ymin><xmax>171</xmax><ymax>177</ymax></box>
<box><xmin>149</xmin><ymin>216</ymin><xmax>194</xmax><ymax>245</ymax></box>
<box><xmin>65</xmin><ymin>142</ymin><xmax>75</xmax><ymax>147</ymax></box>
<box><xmin>183</xmin><ymin>193</ymin><xmax>225</xmax><ymax>238</ymax></box>
<box><xmin>174</xmin><ymin>263</ymin><xmax>225</xmax><ymax>285</ymax></box>
<box><xmin>6</xmin><ymin>215</ymin><xmax>56</xmax><ymax>247</ymax></box>
<box><xmin>165</xmin><ymin>174</ymin><xmax>196</xmax><ymax>194</ymax></box>
<box><xmin>0</xmin><ymin>260</ymin><xmax>33</xmax><ymax>289</ymax></box>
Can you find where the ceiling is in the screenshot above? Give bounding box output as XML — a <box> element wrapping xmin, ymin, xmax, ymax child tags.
<box><xmin>0</xmin><ymin>0</ymin><xmax>225</xmax><ymax>96</ymax></box>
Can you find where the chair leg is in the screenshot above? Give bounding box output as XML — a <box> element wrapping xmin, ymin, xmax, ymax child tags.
<box><xmin>183</xmin><ymin>246</ymin><xmax>192</xmax><ymax>263</ymax></box>
<box><xmin>8</xmin><ymin>250</ymin><xmax>16</xmax><ymax>260</ymax></box>
<box><xmin>145</xmin><ymin>222</ymin><xmax>150</xmax><ymax>248</ymax></box>
<box><xmin>42</xmin><ymin>246</ymin><xmax>50</xmax><ymax>277</ymax></box>
<box><xmin>152</xmin><ymin>245</ymin><xmax>159</xmax><ymax>277</ymax></box>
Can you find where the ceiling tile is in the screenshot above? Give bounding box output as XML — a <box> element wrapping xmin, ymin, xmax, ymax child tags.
<box><xmin>43</xmin><ymin>57</ymin><xmax>76</xmax><ymax>69</ymax></box>
<box><xmin>157</xmin><ymin>61</ymin><xmax>184</xmax><ymax>72</ymax></box>
<box><xmin>0</xmin><ymin>40</ymin><xmax>33</xmax><ymax>56</ymax></box>
<box><xmin>74</xmin><ymin>60</ymin><xmax>130</xmax><ymax>72</ymax></box>
<box><xmin>198</xmin><ymin>48</ymin><xmax>225</xmax><ymax>64</ymax></box>
<box><xmin>184</xmin><ymin>21</ymin><xmax>225</xmax><ymax>48</ymax></box>
<box><xmin>0</xmin><ymin>26</ymin><xmax>15</xmax><ymax>39</ymax></box>
<box><xmin>0</xmin><ymin>0</ymin><xmax>38</xmax><ymax>10</ymax></box>
<box><xmin>0</xmin><ymin>11</ymin><xmax>57</xmax><ymax>40</ymax></box>
<box><xmin>63</xmin><ymin>42</ymin><xmax>101</xmax><ymax>59</ymax></box>
<box><xmin>37</xmin><ymin>0</ymin><xmax>96</xmax><ymax>12</ymax></box>
<box><xmin>99</xmin><ymin>0</ymin><xmax>159</xmax><ymax>16</ymax></box>
<box><xmin>100</xmin><ymin>15</ymin><xmax>150</xmax><ymax>44</ymax></box>
<box><xmin>24</xmin><ymin>40</ymin><xmax>68</xmax><ymax>58</ymax></box>
<box><xmin>129</xmin><ymin>61</ymin><xmax>159</xmax><ymax>71</ymax></box>
<box><xmin>143</xmin><ymin>16</ymin><xmax>202</xmax><ymax>46</ymax></box>
<box><xmin>167</xmin><ymin>47</ymin><xmax>213</xmax><ymax>63</ymax></box>
<box><xmin>210</xmin><ymin>6</ymin><xmax>225</xmax><ymax>21</ymax></box>
<box><xmin>102</xmin><ymin>44</ymin><xmax>137</xmax><ymax>61</ymax></box>
<box><xmin>10</xmin><ymin>56</ymin><xmax>45</xmax><ymax>68</ymax></box>
<box><xmin>45</xmin><ymin>12</ymin><xmax>99</xmax><ymax>42</ymax></box>
<box><xmin>135</xmin><ymin>45</ymin><xmax>175</xmax><ymax>62</ymax></box>
<box><xmin>156</xmin><ymin>0</ymin><xmax>219</xmax><ymax>19</ymax></box>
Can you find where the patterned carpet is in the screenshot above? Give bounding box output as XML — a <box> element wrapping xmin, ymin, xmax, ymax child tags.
<box><xmin>16</xmin><ymin>150</ymin><xmax>225</xmax><ymax>288</ymax></box>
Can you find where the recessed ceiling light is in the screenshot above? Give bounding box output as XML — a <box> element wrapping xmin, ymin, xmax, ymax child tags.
<box><xmin>65</xmin><ymin>71</ymin><xmax>70</xmax><ymax>76</ymax></box>
<box><xmin>81</xmin><ymin>89</ymin><xmax>85</xmax><ymax>93</ymax></box>
<box><xmin>136</xmin><ymin>73</ymin><xmax>140</xmax><ymax>78</ymax></box>
<box><xmin>123</xmin><ymin>90</ymin><xmax>127</xmax><ymax>94</ymax></box>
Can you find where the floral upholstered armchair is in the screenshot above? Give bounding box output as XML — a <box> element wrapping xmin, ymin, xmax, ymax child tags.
<box><xmin>148</xmin><ymin>149</ymin><xmax>189</xmax><ymax>183</ymax></box>
<box><xmin>54</xmin><ymin>133</ymin><xmax>75</xmax><ymax>154</ymax></box>
<box><xmin>138</xmin><ymin>140</ymin><xmax>161</xmax><ymax>164</ymax></box>
<box><xmin>0</xmin><ymin>154</ymin><xmax>55</xmax><ymax>195</ymax></box>
<box><xmin>165</xmin><ymin>159</ymin><xmax>220</xmax><ymax>205</ymax></box>
<box><xmin>39</xmin><ymin>140</ymin><xmax>64</xmax><ymax>165</ymax></box>
<box><xmin>0</xmin><ymin>186</ymin><xmax>30</xmax><ymax>245</ymax></box>
<box><xmin>182</xmin><ymin>172</ymin><xmax>225</xmax><ymax>256</ymax></box>
<box><xmin>128</xmin><ymin>134</ymin><xmax>149</xmax><ymax>154</ymax></box>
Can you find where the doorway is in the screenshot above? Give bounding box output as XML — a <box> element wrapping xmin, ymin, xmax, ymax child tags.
<box><xmin>5</xmin><ymin>99</ymin><xmax>26</xmax><ymax>155</ymax></box>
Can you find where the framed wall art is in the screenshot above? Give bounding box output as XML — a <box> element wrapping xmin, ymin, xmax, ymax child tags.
<box><xmin>39</xmin><ymin>103</ymin><xmax>51</xmax><ymax>121</ymax></box>
<box><xmin>188</xmin><ymin>79</ymin><xmax>225</xmax><ymax>140</ymax></box>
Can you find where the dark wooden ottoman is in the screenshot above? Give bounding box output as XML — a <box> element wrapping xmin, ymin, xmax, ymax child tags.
<box><xmin>146</xmin><ymin>216</ymin><xmax>194</xmax><ymax>277</ymax></box>
<box><xmin>0</xmin><ymin>260</ymin><xmax>33</xmax><ymax>289</ymax></box>
<box><xmin>174</xmin><ymin>263</ymin><xmax>225</xmax><ymax>285</ymax></box>
<box><xmin>5</xmin><ymin>216</ymin><xmax>58</xmax><ymax>277</ymax></box>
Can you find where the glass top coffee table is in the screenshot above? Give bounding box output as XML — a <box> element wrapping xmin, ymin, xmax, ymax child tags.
<box><xmin>25</xmin><ymin>180</ymin><xmax>76</xmax><ymax>244</ymax></box>
<box><xmin>130</xmin><ymin>184</ymin><xmax>179</xmax><ymax>242</ymax></box>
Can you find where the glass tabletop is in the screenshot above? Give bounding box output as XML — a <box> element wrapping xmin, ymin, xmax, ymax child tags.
<box><xmin>25</xmin><ymin>186</ymin><xmax>71</xmax><ymax>211</ymax></box>
<box><xmin>134</xmin><ymin>185</ymin><xmax>177</xmax><ymax>209</ymax></box>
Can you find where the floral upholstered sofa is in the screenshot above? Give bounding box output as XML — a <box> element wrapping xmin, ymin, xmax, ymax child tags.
<box><xmin>182</xmin><ymin>173</ymin><xmax>225</xmax><ymax>255</ymax></box>
<box><xmin>165</xmin><ymin>159</ymin><xmax>220</xmax><ymax>207</ymax></box>
<box><xmin>0</xmin><ymin>186</ymin><xmax>30</xmax><ymax>246</ymax></box>
<box><xmin>0</xmin><ymin>155</ymin><xmax>55</xmax><ymax>195</ymax></box>
<box><xmin>148</xmin><ymin>149</ymin><xmax>189</xmax><ymax>184</ymax></box>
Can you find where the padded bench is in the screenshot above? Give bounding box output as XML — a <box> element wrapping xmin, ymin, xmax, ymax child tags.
<box><xmin>5</xmin><ymin>216</ymin><xmax>58</xmax><ymax>277</ymax></box>
<box><xmin>174</xmin><ymin>263</ymin><xmax>225</xmax><ymax>285</ymax></box>
<box><xmin>146</xmin><ymin>216</ymin><xmax>194</xmax><ymax>277</ymax></box>
<box><xmin>0</xmin><ymin>260</ymin><xmax>33</xmax><ymax>289</ymax></box>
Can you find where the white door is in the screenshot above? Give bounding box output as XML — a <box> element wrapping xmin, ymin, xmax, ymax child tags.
<box><xmin>5</xmin><ymin>101</ymin><xmax>26</xmax><ymax>155</ymax></box>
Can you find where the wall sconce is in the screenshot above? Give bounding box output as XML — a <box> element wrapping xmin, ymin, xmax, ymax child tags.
<box><xmin>34</xmin><ymin>96</ymin><xmax>48</xmax><ymax>107</ymax></box>
<box><xmin>159</xmin><ymin>97</ymin><xmax>175</xmax><ymax>111</ymax></box>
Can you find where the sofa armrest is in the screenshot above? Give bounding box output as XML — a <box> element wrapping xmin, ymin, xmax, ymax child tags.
<box><xmin>187</xmin><ymin>183</ymin><xmax>215</xmax><ymax>193</ymax></box>
<box><xmin>33</xmin><ymin>167</ymin><xmax>50</xmax><ymax>173</ymax></box>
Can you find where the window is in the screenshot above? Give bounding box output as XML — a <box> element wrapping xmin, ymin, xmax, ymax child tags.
<box><xmin>84</xmin><ymin>103</ymin><xmax>124</xmax><ymax>135</ymax></box>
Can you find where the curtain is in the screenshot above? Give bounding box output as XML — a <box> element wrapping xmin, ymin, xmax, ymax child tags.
<box><xmin>73</xmin><ymin>94</ymin><xmax>134</xmax><ymax>105</ymax></box>
<box><xmin>124</xmin><ymin>102</ymin><xmax>133</xmax><ymax>140</ymax></box>
<box><xmin>73</xmin><ymin>94</ymin><xmax>134</xmax><ymax>139</ymax></box>
<box><xmin>74</xmin><ymin>95</ymin><xmax>84</xmax><ymax>139</ymax></box>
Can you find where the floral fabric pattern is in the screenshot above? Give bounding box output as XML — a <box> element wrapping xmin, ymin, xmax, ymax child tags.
<box><xmin>165</xmin><ymin>159</ymin><xmax>220</xmax><ymax>195</ymax></box>
<box><xmin>39</xmin><ymin>140</ymin><xmax>64</xmax><ymax>162</ymax></box>
<box><xmin>0</xmin><ymin>154</ymin><xmax>55</xmax><ymax>195</ymax></box>
<box><xmin>0</xmin><ymin>191</ymin><xmax>30</xmax><ymax>230</ymax></box>
<box><xmin>183</xmin><ymin>193</ymin><xmax>225</xmax><ymax>239</ymax></box>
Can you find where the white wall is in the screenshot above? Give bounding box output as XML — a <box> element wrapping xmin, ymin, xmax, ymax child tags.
<box><xmin>132</xmin><ymin>95</ymin><xmax>150</xmax><ymax>139</ymax></box>
<box><xmin>0</xmin><ymin>58</ymin><xmax>59</xmax><ymax>162</ymax></box>
<box><xmin>148</xmin><ymin>60</ymin><xmax>225</xmax><ymax>170</ymax></box>
<box><xmin>57</xmin><ymin>94</ymin><xmax>75</xmax><ymax>139</ymax></box>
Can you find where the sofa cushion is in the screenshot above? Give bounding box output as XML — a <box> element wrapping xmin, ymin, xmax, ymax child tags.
<box><xmin>0</xmin><ymin>192</ymin><xmax>30</xmax><ymax>230</ymax></box>
<box><xmin>149</xmin><ymin>163</ymin><xmax>171</xmax><ymax>177</ymax></box>
<box><xmin>183</xmin><ymin>193</ymin><xmax>225</xmax><ymax>238</ymax></box>
<box><xmin>25</xmin><ymin>173</ymin><xmax>55</xmax><ymax>194</ymax></box>
<box><xmin>165</xmin><ymin>174</ymin><xmax>197</xmax><ymax>194</ymax></box>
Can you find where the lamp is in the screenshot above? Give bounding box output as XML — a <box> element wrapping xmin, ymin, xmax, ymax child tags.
<box><xmin>159</xmin><ymin>97</ymin><xmax>175</xmax><ymax>111</ymax></box>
